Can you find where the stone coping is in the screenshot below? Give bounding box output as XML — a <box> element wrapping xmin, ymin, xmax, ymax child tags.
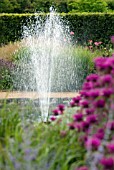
<box><xmin>0</xmin><ymin>91</ymin><xmax>79</xmax><ymax>99</ymax></box>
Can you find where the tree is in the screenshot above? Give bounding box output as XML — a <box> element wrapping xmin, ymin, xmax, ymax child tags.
<box><xmin>0</xmin><ymin>0</ymin><xmax>13</xmax><ymax>13</ymax></box>
<box><xmin>18</xmin><ymin>0</ymin><xmax>32</xmax><ymax>13</ymax></box>
<box><xmin>68</xmin><ymin>0</ymin><xmax>108</xmax><ymax>12</ymax></box>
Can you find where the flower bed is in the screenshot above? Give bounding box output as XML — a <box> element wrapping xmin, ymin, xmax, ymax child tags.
<box><xmin>51</xmin><ymin>52</ymin><xmax>114</xmax><ymax>169</ymax></box>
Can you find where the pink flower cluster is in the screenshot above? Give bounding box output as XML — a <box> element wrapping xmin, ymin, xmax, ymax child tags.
<box><xmin>51</xmin><ymin>53</ymin><xmax>114</xmax><ymax>170</ymax></box>
<box><xmin>69</xmin><ymin>54</ymin><xmax>114</xmax><ymax>169</ymax></box>
<box><xmin>50</xmin><ymin>104</ymin><xmax>65</xmax><ymax>121</ymax></box>
<box><xmin>87</xmin><ymin>39</ymin><xmax>103</xmax><ymax>51</ymax></box>
<box><xmin>70</xmin><ymin>31</ymin><xmax>74</xmax><ymax>35</ymax></box>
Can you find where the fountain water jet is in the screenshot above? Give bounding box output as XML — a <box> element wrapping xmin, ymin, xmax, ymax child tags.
<box><xmin>14</xmin><ymin>8</ymin><xmax>76</xmax><ymax>121</ymax></box>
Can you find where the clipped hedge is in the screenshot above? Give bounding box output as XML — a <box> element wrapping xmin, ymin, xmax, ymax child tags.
<box><xmin>65</xmin><ymin>12</ymin><xmax>114</xmax><ymax>44</ymax></box>
<box><xmin>0</xmin><ymin>12</ymin><xmax>114</xmax><ymax>45</ymax></box>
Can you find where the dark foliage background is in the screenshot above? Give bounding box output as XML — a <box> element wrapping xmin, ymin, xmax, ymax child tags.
<box><xmin>0</xmin><ymin>0</ymin><xmax>114</xmax><ymax>13</ymax></box>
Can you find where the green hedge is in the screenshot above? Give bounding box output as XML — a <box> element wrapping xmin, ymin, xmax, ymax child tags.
<box><xmin>65</xmin><ymin>12</ymin><xmax>114</xmax><ymax>44</ymax></box>
<box><xmin>0</xmin><ymin>12</ymin><xmax>114</xmax><ymax>45</ymax></box>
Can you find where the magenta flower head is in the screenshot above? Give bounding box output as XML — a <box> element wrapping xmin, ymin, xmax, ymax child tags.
<box><xmin>86</xmin><ymin>74</ymin><xmax>99</xmax><ymax>82</ymax></box>
<box><xmin>107</xmin><ymin>143</ymin><xmax>114</xmax><ymax>153</ymax></box>
<box><xmin>104</xmin><ymin>57</ymin><xmax>114</xmax><ymax>70</ymax></box>
<box><xmin>70</xmin><ymin>100</ymin><xmax>76</xmax><ymax>107</ymax></box>
<box><xmin>94</xmin><ymin>99</ymin><xmax>105</xmax><ymax>108</ymax></box>
<box><xmin>68</xmin><ymin>122</ymin><xmax>75</xmax><ymax>130</ymax></box>
<box><xmin>75</xmin><ymin>166</ymin><xmax>89</xmax><ymax>170</ymax></box>
<box><xmin>80</xmin><ymin>90</ymin><xmax>89</xmax><ymax>98</ymax></box>
<box><xmin>102</xmin><ymin>88</ymin><xmax>113</xmax><ymax>97</ymax></box>
<box><xmin>57</xmin><ymin>104</ymin><xmax>65</xmax><ymax>112</ymax></box>
<box><xmin>94</xmin><ymin>56</ymin><xmax>106</xmax><ymax>64</ymax></box>
<box><xmin>50</xmin><ymin>116</ymin><xmax>56</xmax><ymax>121</ymax></box>
<box><xmin>73</xmin><ymin>113</ymin><xmax>83</xmax><ymax>122</ymax></box>
<box><xmin>70</xmin><ymin>96</ymin><xmax>81</xmax><ymax>107</ymax></box>
<box><xmin>100</xmin><ymin>74</ymin><xmax>112</xmax><ymax>85</ymax></box>
<box><xmin>94</xmin><ymin>57</ymin><xmax>107</xmax><ymax>71</ymax></box>
<box><xmin>79</xmin><ymin>100</ymin><xmax>89</xmax><ymax>108</ymax></box>
<box><xmin>72</xmin><ymin>96</ymin><xmax>81</xmax><ymax>103</ymax></box>
<box><xmin>100</xmin><ymin>157</ymin><xmax>114</xmax><ymax>169</ymax></box>
<box><xmin>88</xmin><ymin>89</ymin><xmax>100</xmax><ymax>98</ymax></box>
<box><xmin>82</xmin><ymin>82</ymin><xmax>94</xmax><ymax>90</ymax></box>
<box><xmin>85</xmin><ymin>137</ymin><xmax>101</xmax><ymax>150</ymax></box>
<box><xmin>97</xmin><ymin>128</ymin><xmax>105</xmax><ymax>133</ymax></box>
<box><xmin>68</xmin><ymin>122</ymin><xmax>81</xmax><ymax>131</ymax></box>
<box><xmin>81</xmin><ymin>121</ymin><xmax>90</xmax><ymax>132</ymax></box>
<box><xmin>94</xmin><ymin>129</ymin><xmax>105</xmax><ymax>140</ymax></box>
<box><xmin>110</xmin><ymin>35</ymin><xmax>114</xmax><ymax>44</ymax></box>
<box><xmin>94</xmin><ymin>132</ymin><xmax>104</xmax><ymax>140</ymax></box>
<box><xmin>86</xmin><ymin>114</ymin><xmax>97</xmax><ymax>124</ymax></box>
<box><xmin>85</xmin><ymin>108</ymin><xmax>95</xmax><ymax>115</ymax></box>
<box><xmin>52</xmin><ymin>109</ymin><xmax>60</xmax><ymax>116</ymax></box>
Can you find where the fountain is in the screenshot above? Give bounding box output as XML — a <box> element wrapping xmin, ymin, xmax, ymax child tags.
<box><xmin>13</xmin><ymin>8</ymin><xmax>77</xmax><ymax>121</ymax></box>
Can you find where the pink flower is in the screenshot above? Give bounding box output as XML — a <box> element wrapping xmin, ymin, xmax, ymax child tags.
<box><xmin>86</xmin><ymin>114</ymin><xmax>97</xmax><ymax>124</ymax></box>
<box><xmin>70</xmin><ymin>96</ymin><xmax>81</xmax><ymax>107</ymax></box>
<box><xmin>73</xmin><ymin>113</ymin><xmax>83</xmax><ymax>122</ymax></box>
<box><xmin>70</xmin><ymin>100</ymin><xmax>76</xmax><ymax>107</ymax></box>
<box><xmin>81</xmin><ymin>121</ymin><xmax>90</xmax><ymax>132</ymax></box>
<box><xmin>88</xmin><ymin>89</ymin><xmax>100</xmax><ymax>98</ymax></box>
<box><xmin>94</xmin><ymin>132</ymin><xmax>104</xmax><ymax>140</ymax></box>
<box><xmin>57</xmin><ymin>104</ymin><xmax>65</xmax><ymax>112</ymax></box>
<box><xmin>86</xmin><ymin>74</ymin><xmax>99</xmax><ymax>82</ymax></box>
<box><xmin>107</xmin><ymin>143</ymin><xmax>114</xmax><ymax>153</ymax></box>
<box><xmin>70</xmin><ymin>31</ymin><xmax>74</xmax><ymax>35</ymax></box>
<box><xmin>68</xmin><ymin>122</ymin><xmax>75</xmax><ymax>130</ymax></box>
<box><xmin>73</xmin><ymin>122</ymin><xmax>82</xmax><ymax>131</ymax></box>
<box><xmin>94</xmin><ymin>99</ymin><xmax>105</xmax><ymax>108</ymax></box>
<box><xmin>52</xmin><ymin>109</ymin><xmax>60</xmax><ymax>116</ymax></box>
<box><xmin>85</xmin><ymin>108</ymin><xmax>95</xmax><ymax>115</ymax></box>
<box><xmin>68</xmin><ymin>122</ymin><xmax>81</xmax><ymax>131</ymax></box>
<box><xmin>72</xmin><ymin>96</ymin><xmax>81</xmax><ymax>103</ymax></box>
<box><xmin>94</xmin><ymin>129</ymin><xmax>105</xmax><ymax>140</ymax></box>
<box><xmin>98</xmin><ymin>41</ymin><xmax>102</xmax><ymax>45</ymax></box>
<box><xmin>100</xmin><ymin>74</ymin><xmax>112</xmax><ymax>84</ymax></box>
<box><xmin>111</xmin><ymin>35</ymin><xmax>114</xmax><ymax>44</ymax></box>
<box><xmin>88</xmin><ymin>40</ymin><xmax>93</xmax><ymax>43</ymax></box>
<box><xmin>94</xmin><ymin>41</ymin><xmax>102</xmax><ymax>46</ymax></box>
<box><xmin>50</xmin><ymin>116</ymin><xmax>56</xmax><ymax>121</ymax></box>
<box><xmin>94</xmin><ymin>42</ymin><xmax>99</xmax><ymax>46</ymax></box>
<box><xmin>80</xmin><ymin>90</ymin><xmax>89</xmax><ymax>98</ymax></box>
<box><xmin>100</xmin><ymin>157</ymin><xmax>114</xmax><ymax>169</ymax></box>
<box><xmin>82</xmin><ymin>82</ymin><xmax>94</xmax><ymax>90</ymax></box>
<box><xmin>85</xmin><ymin>137</ymin><xmax>101</xmax><ymax>150</ymax></box>
<box><xmin>102</xmin><ymin>88</ymin><xmax>113</xmax><ymax>97</ymax></box>
<box><xmin>79</xmin><ymin>100</ymin><xmax>89</xmax><ymax>108</ymax></box>
<box><xmin>94</xmin><ymin>57</ymin><xmax>107</xmax><ymax>70</ymax></box>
